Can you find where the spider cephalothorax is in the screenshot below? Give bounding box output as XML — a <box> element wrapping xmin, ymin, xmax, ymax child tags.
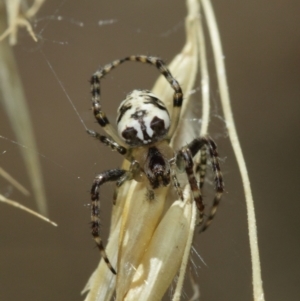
<box><xmin>130</xmin><ymin>140</ymin><xmax>174</xmax><ymax>190</ymax></box>
<box><xmin>87</xmin><ymin>55</ymin><xmax>224</xmax><ymax>275</ymax></box>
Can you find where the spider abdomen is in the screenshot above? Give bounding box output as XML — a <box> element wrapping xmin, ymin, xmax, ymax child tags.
<box><xmin>117</xmin><ymin>90</ymin><xmax>170</xmax><ymax>146</ymax></box>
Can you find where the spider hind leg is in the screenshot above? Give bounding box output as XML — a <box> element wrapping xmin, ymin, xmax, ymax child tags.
<box><xmin>177</xmin><ymin>137</ymin><xmax>224</xmax><ymax>231</ymax></box>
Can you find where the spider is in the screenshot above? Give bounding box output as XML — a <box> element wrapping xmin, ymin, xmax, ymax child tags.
<box><xmin>87</xmin><ymin>55</ymin><xmax>224</xmax><ymax>275</ymax></box>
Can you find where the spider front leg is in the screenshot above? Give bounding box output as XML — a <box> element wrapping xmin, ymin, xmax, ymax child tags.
<box><xmin>87</xmin><ymin>129</ymin><xmax>127</xmax><ymax>156</ymax></box>
<box><xmin>90</xmin><ymin>63</ymin><xmax>126</xmax><ymax>147</ymax></box>
<box><xmin>91</xmin><ymin>168</ymin><xmax>126</xmax><ymax>275</ymax></box>
<box><xmin>177</xmin><ymin>137</ymin><xmax>224</xmax><ymax>231</ymax></box>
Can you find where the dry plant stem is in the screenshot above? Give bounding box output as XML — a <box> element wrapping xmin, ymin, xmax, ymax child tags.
<box><xmin>124</xmin><ymin>188</ymin><xmax>193</xmax><ymax>301</ymax></box>
<box><xmin>25</xmin><ymin>0</ymin><xmax>45</xmax><ymax>18</ymax></box>
<box><xmin>173</xmin><ymin>0</ymin><xmax>208</xmax><ymax>299</ymax></box>
<box><xmin>115</xmin><ymin>184</ymin><xmax>169</xmax><ymax>300</ymax></box>
<box><xmin>197</xmin><ymin>8</ymin><xmax>210</xmax><ymax>137</ymax></box>
<box><xmin>201</xmin><ymin>0</ymin><xmax>265</xmax><ymax>300</ymax></box>
<box><xmin>0</xmin><ymin>8</ymin><xmax>48</xmax><ymax>215</ymax></box>
<box><xmin>0</xmin><ymin>194</ymin><xmax>57</xmax><ymax>226</ymax></box>
<box><xmin>0</xmin><ymin>0</ymin><xmax>44</xmax><ymax>45</ymax></box>
<box><xmin>172</xmin><ymin>200</ymin><xmax>197</xmax><ymax>301</ymax></box>
<box><xmin>0</xmin><ymin>166</ymin><xmax>30</xmax><ymax>195</ymax></box>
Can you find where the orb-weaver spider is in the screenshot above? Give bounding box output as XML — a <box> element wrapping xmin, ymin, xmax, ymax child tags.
<box><xmin>87</xmin><ymin>55</ymin><xmax>224</xmax><ymax>274</ymax></box>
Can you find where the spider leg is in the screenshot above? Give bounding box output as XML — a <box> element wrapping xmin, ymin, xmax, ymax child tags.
<box><xmin>91</xmin><ymin>55</ymin><xmax>183</xmax><ymax>143</ymax></box>
<box><xmin>116</xmin><ymin>160</ymin><xmax>143</xmax><ymax>186</ymax></box>
<box><xmin>171</xmin><ymin>167</ymin><xmax>184</xmax><ymax>201</ymax></box>
<box><xmin>178</xmin><ymin>147</ymin><xmax>205</xmax><ymax>223</ymax></box>
<box><xmin>177</xmin><ymin>137</ymin><xmax>224</xmax><ymax>232</ymax></box>
<box><xmin>91</xmin><ymin>168</ymin><xmax>126</xmax><ymax>274</ymax></box>
<box><xmin>90</xmin><ymin>70</ymin><xmax>125</xmax><ymax>146</ymax></box>
<box><xmin>195</xmin><ymin>148</ymin><xmax>207</xmax><ymax>189</ymax></box>
<box><xmin>87</xmin><ymin>129</ymin><xmax>127</xmax><ymax>156</ymax></box>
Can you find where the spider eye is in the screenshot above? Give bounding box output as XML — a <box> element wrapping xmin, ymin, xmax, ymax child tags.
<box><xmin>117</xmin><ymin>90</ymin><xmax>170</xmax><ymax>146</ymax></box>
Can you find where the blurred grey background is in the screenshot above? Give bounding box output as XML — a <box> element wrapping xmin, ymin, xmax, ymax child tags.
<box><xmin>0</xmin><ymin>0</ymin><xmax>299</xmax><ymax>300</ymax></box>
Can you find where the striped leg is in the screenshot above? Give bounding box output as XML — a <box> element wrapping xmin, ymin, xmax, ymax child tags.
<box><xmin>86</xmin><ymin>129</ymin><xmax>127</xmax><ymax>156</ymax></box>
<box><xmin>195</xmin><ymin>148</ymin><xmax>207</xmax><ymax>189</ymax></box>
<box><xmin>90</xmin><ymin>61</ymin><xmax>126</xmax><ymax>146</ymax></box>
<box><xmin>90</xmin><ymin>55</ymin><xmax>183</xmax><ymax>143</ymax></box>
<box><xmin>91</xmin><ymin>168</ymin><xmax>126</xmax><ymax>274</ymax></box>
<box><xmin>177</xmin><ymin>137</ymin><xmax>224</xmax><ymax>231</ymax></box>
<box><xmin>178</xmin><ymin>147</ymin><xmax>205</xmax><ymax>223</ymax></box>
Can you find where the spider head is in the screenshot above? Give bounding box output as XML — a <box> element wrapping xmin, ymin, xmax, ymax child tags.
<box><xmin>117</xmin><ymin>90</ymin><xmax>170</xmax><ymax>147</ymax></box>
